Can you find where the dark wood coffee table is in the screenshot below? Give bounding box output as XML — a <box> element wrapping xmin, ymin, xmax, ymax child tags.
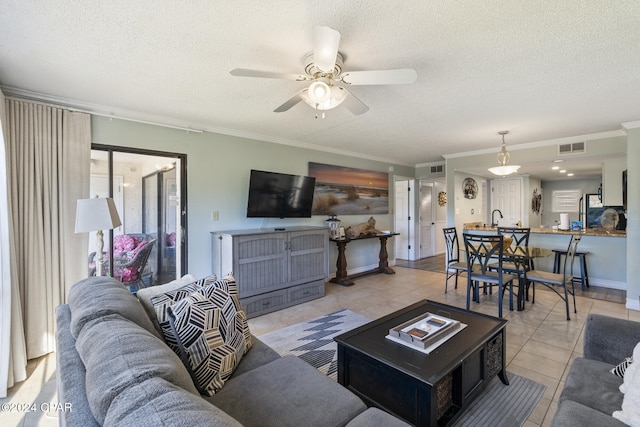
<box><xmin>334</xmin><ymin>300</ymin><xmax>508</xmax><ymax>427</ymax></box>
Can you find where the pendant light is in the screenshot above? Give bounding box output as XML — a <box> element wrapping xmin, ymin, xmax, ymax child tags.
<box><xmin>488</xmin><ymin>131</ymin><xmax>521</xmax><ymax>176</ymax></box>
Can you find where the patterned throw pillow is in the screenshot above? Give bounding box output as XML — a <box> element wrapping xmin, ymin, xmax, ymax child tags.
<box><xmin>167</xmin><ymin>276</ymin><xmax>252</xmax><ymax>396</ymax></box>
<box><xmin>611</xmin><ymin>357</ymin><xmax>634</xmax><ymax>377</ymax></box>
<box><xmin>150</xmin><ymin>274</ymin><xmax>218</xmax><ymax>353</ymax></box>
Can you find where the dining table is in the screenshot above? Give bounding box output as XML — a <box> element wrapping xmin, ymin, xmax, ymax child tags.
<box><xmin>501</xmin><ymin>246</ymin><xmax>554</xmax><ymax>310</ymax></box>
<box><xmin>463</xmin><ymin>245</ymin><xmax>554</xmax><ymax>311</ymax></box>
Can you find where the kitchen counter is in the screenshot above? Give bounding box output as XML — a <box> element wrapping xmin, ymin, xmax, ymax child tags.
<box><xmin>461</xmin><ymin>222</ymin><xmax>626</xmax><ymax>289</ymax></box>
<box><xmin>463</xmin><ymin>223</ymin><xmax>626</xmax><ymax>238</ymax></box>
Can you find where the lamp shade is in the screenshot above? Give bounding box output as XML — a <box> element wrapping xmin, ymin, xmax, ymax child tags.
<box><xmin>488</xmin><ymin>165</ymin><xmax>521</xmax><ymax>176</ymax></box>
<box><xmin>75</xmin><ymin>197</ymin><xmax>122</xmax><ymax>233</ymax></box>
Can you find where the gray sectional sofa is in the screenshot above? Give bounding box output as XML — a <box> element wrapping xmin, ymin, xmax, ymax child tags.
<box><xmin>551</xmin><ymin>314</ymin><xmax>640</xmax><ymax>426</ymax></box>
<box><xmin>55</xmin><ymin>276</ymin><xmax>409</xmax><ymax>426</ymax></box>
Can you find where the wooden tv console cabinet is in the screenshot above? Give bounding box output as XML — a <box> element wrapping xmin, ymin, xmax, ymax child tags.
<box><xmin>211</xmin><ymin>226</ymin><xmax>328</xmax><ymax>318</ymax></box>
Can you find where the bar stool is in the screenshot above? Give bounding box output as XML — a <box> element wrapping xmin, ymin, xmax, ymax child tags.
<box><xmin>552</xmin><ymin>249</ymin><xmax>589</xmax><ymax>290</ymax></box>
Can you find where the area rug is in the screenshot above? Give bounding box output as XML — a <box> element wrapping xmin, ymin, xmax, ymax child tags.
<box><xmin>258</xmin><ymin>309</ymin><xmax>371</xmax><ymax>380</ymax></box>
<box><xmin>258</xmin><ymin>309</ymin><xmax>546</xmax><ymax>426</ymax></box>
<box><xmin>452</xmin><ymin>373</ymin><xmax>546</xmax><ymax>427</ymax></box>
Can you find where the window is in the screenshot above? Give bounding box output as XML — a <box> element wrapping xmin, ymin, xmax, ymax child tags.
<box><xmin>552</xmin><ymin>190</ymin><xmax>580</xmax><ymax>212</ymax></box>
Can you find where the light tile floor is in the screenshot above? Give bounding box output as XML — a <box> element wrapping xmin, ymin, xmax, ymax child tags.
<box><xmin>2</xmin><ymin>265</ymin><xmax>634</xmax><ymax>427</ymax></box>
<box><xmin>249</xmin><ymin>267</ymin><xmax>634</xmax><ymax>427</ymax></box>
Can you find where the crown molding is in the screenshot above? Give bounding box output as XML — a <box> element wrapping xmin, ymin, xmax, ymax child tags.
<box><xmin>442</xmin><ymin>129</ymin><xmax>627</xmax><ymax>159</ymax></box>
<box><xmin>0</xmin><ymin>86</ymin><xmax>413</xmax><ymax>167</ymax></box>
<box><xmin>622</xmin><ymin>120</ymin><xmax>640</xmax><ymax>130</ymax></box>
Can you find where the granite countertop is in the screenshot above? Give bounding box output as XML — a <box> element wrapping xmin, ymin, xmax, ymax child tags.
<box><xmin>463</xmin><ymin>223</ymin><xmax>626</xmax><ymax>238</ymax></box>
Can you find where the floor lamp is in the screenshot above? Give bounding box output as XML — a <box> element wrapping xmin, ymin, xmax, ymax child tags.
<box><xmin>75</xmin><ymin>197</ymin><xmax>122</xmax><ymax>276</ymax></box>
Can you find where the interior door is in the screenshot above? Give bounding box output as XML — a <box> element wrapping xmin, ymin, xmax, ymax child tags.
<box><xmin>491</xmin><ymin>178</ymin><xmax>522</xmax><ymax>227</ymax></box>
<box><xmin>394</xmin><ymin>180</ymin><xmax>411</xmax><ymax>260</ymax></box>
<box><xmin>419</xmin><ymin>182</ymin><xmax>434</xmax><ymax>258</ymax></box>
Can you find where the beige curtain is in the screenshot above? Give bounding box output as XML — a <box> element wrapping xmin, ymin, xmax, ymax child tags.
<box><xmin>0</xmin><ymin>91</ymin><xmax>27</xmax><ymax>397</ymax></box>
<box><xmin>2</xmin><ymin>97</ymin><xmax>90</xmax><ymax>371</ymax></box>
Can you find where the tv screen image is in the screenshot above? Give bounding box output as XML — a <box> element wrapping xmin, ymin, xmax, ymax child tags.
<box><xmin>246</xmin><ymin>169</ymin><xmax>316</xmax><ymax>218</ymax></box>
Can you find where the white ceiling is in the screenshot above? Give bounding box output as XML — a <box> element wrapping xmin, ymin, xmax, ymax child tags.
<box><xmin>1</xmin><ymin>1</ymin><xmax>638</xmax><ymax>179</ymax></box>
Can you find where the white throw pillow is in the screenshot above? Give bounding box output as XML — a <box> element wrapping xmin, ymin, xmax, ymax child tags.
<box><xmin>620</xmin><ymin>343</ymin><xmax>640</xmax><ymax>394</ymax></box>
<box><xmin>611</xmin><ymin>357</ymin><xmax>634</xmax><ymax>378</ymax></box>
<box><xmin>613</xmin><ymin>342</ymin><xmax>640</xmax><ymax>426</ymax></box>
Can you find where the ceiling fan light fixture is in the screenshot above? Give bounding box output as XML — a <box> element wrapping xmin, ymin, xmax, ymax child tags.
<box><xmin>488</xmin><ymin>131</ymin><xmax>521</xmax><ymax>176</ymax></box>
<box><xmin>308</xmin><ymin>81</ymin><xmax>331</xmax><ymax>104</ymax></box>
<box><xmin>301</xmin><ymin>85</ymin><xmax>347</xmax><ymax>111</ymax></box>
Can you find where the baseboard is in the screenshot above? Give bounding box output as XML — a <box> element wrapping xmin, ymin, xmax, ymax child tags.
<box><xmin>626</xmin><ymin>299</ymin><xmax>640</xmax><ymax>311</ymax></box>
<box><xmin>588</xmin><ymin>277</ymin><xmax>626</xmax><ymax>290</ymax></box>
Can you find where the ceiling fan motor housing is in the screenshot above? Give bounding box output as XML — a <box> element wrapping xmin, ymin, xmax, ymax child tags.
<box><xmin>303</xmin><ymin>51</ymin><xmax>344</xmax><ymax>79</ymax></box>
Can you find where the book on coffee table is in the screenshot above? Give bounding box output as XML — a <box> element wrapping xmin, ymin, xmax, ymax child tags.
<box><xmin>386</xmin><ymin>312</ymin><xmax>466</xmax><ymax>353</ymax></box>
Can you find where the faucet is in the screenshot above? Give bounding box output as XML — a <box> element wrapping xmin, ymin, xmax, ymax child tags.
<box><xmin>491</xmin><ymin>209</ymin><xmax>503</xmax><ymax>227</ymax></box>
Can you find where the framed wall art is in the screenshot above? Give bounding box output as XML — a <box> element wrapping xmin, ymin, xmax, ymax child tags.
<box><xmin>463</xmin><ymin>177</ymin><xmax>478</xmax><ymax>199</ymax></box>
<box><xmin>438</xmin><ymin>191</ymin><xmax>447</xmax><ymax>207</ymax></box>
<box><xmin>308</xmin><ymin>162</ymin><xmax>389</xmax><ymax>215</ymax></box>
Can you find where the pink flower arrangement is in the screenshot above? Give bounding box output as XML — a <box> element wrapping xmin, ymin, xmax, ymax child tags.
<box><xmin>113</xmin><ymin>239</ymin><xmax>148</xmax><ymax>282</ymax></box>
<box><xmin>113</xmin><ymin>234</ymin><xmax>140</xmax><ymax>257</ymax></box>
<box><xmin>165</xmin><ymin>232</ymin><xmax>176</xmax><ymax>247</ymax></box>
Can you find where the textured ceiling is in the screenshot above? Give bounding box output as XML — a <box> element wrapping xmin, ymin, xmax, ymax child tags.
<box><xmin>0</xmin><ymin>1</ymin><xmax>638</xmax><ymax>177</ymax></box>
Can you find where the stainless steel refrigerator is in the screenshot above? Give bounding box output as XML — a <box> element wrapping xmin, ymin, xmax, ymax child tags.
<box><xmin>579</xmin><ymin>193</ymin><xmax>625</xmax><ymax>229</ymax></box>
<box><xmin>579</xmin><ymin>194</ymin><xmax>604</xmax><ymax>228</ymax></box>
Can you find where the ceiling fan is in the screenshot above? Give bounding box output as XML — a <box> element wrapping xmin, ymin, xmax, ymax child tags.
<box><xmin>230</xmin><ymin>26</ymin><xmax>418</xmax><ymax>117</ymax></box>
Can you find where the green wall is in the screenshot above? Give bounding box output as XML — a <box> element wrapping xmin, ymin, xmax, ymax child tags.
<box><xmin>91</xmin><ymin>116</ymin><xmax>414</xmax><ymax>279</ymax></box>
<box><xmin>626</xmin><ymin>128</ymin><xmax>640</xmax><ymax>307</ymax></box>
<box><xmin>540</xmin><ymin>178</ymin><xmax>601</xmax><ymax>226</ymax></box>
<box><xmin>91</xmin><ymin>116</ymin><xmax>639</xmax><ymax>309</ymax></box>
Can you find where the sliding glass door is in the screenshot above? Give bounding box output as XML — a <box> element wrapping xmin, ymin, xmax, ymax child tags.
<box><xmin>143</xmin><ymin>165</ymin><xmax>181</xmax><ymax>284</ymax></box>
<box><xmin>88</xmin><ymin>145</ymin><xmax>187</xmax><ymax>286</ymax></box>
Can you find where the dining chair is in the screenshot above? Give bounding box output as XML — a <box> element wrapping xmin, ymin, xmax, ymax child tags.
<box><xmin>443</xmin><ymin>227</ymin><xmax>467</xmax><ymax>293</ymax></box>
<box><xmin>525</xmin><ymin>234</ymin><xmax>582</xmax><ymax>320</ymax></box>
<box><xmin>496</xmin><ymin>227</ymin><xmax>531</xmax><ymax>310</ymax></box>
<box><xmin>463</xmin><ymin>233</ymin><xmax>518</xmax><ymax>318</ymax></box>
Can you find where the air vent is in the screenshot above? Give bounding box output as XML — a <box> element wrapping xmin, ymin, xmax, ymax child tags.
<box><xmin>558</xmin><ymin>142</ymin><xmax>586</xmax><ymax>155</ymax></box>
<box><xmin>429</xmin><ymin>165</ymin><xmax>444</xmax><ymax>174</ymax></box>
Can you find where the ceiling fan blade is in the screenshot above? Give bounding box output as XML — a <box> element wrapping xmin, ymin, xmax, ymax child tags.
<box><xmin>341</xmin><ymin>69</ymin><xmax>418</xmax><ymax>85</ymax></box>
<box><xmin>313</xmin><ymin>26</ymin><xmax>341</xmax><ymax>72</ymax></box>
<box><xmin>230</xmin><ymin>68</ymin><xmax>307</xmax><ymax>81</ymax></box>
<box><xmin>273</xmin><ymin>89</ymin><xmax>306</xmax><ymax>112</ymax></box>
<box><xmin>341</xmin><ymin>89</ymin><xmax>369</xmax><ymax>116</ymax></box>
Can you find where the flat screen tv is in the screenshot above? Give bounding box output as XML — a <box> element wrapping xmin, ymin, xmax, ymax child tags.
<box><xmin>247</xmin><ymin>169</ymin><xmax>316</xmax><ymax>218</ymax></box>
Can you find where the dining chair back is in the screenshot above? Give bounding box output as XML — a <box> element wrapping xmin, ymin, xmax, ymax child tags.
<box><xmin>497</xmin><ymin>227</ymin><xmax>531</xmax><ymax>250</ymax></box>
<box><xmin>526</xmin><ymin>234</ymin><xmax>582</xmax><ymax>320</ymax></box>
<box><xmin>443</xmin><ymin>227</ymin><xmax>467</xmax><ymax>293</ymax></box>
<box><xmin>495</xmin><ymin>227</ymin><xmax>531</xmax><ymax>308</ymax></box>
<box><xmin>463</xmin><ymin>233</ymin><xmax>518</xmax><ymax>318</ymax></box>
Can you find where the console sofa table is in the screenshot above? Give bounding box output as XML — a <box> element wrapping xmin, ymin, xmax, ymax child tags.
<box><xmin>329</xmin><ymin>232</ymin><xmax>399</xmax><ymax>287</ymax></box>
<box><xmin>211</xmin><ymin>226</ymin><xmax>328</xmax><ymax>318</ymax></box>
